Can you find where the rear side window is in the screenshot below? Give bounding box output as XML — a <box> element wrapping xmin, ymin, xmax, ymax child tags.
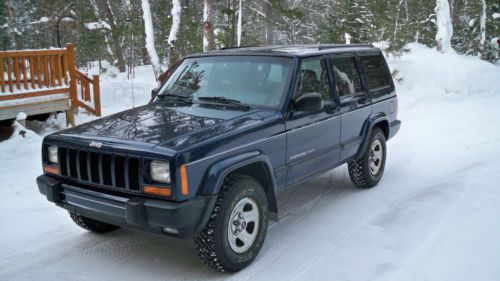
<box><xmin>330</xmin><ymin>57</ymin><xmax>363</xmax><ymax>97</ymax></box>
<box><xmin>360</xmin><ymin>55</ymin><xmax>391</xmax><ymax>90</ymax></box>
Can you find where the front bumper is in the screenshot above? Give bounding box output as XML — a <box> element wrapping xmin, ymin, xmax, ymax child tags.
<box><xmin>37</xmin><ymin>175</ymin><xmax>216</xmax><ymax>239</ymax></box>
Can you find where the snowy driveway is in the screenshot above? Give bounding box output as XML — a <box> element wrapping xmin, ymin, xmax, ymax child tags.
<box><xmin>1</xmin><ymin>94</ymin><xmax>499</xmax><ymax>281</ymax></box>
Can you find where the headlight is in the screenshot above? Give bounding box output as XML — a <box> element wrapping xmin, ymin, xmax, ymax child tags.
<box><xmin>150</xmin><ymin>160</ymin><xmax>170</xmax><ymax>183</ymax></box>
<box><xmin>48</xmin><ymin>145</ymin><xmax>58</xmax><ymax>164</ymax></box>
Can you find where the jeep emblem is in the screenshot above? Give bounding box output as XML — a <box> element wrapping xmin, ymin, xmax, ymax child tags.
<box><xmin>89</xmin><ymin>141</ymin><xmax>103</xmax><ymax>148</ymax></box>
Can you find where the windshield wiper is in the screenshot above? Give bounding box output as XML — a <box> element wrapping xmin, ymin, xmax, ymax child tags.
<box><xmin>158</xmin><ymin>91</ymin><xmax>192</xmax><ymax>104</ymax></box>
<box><xmin>197</xmin><ymin>96</ymin><xmax>250</xmax><ymax>110</ymax></box>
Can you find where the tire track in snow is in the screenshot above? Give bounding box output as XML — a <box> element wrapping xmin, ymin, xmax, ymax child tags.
<box><xmin>77</xmin><ymin>234</ymin><xmax>174</xmax><ymax>257</ymax></box>
<box><xmin>170</xmin><ymin>259</ymin><xmax>214</xmax><ymax>281</ymax></box>
<box><xmin>228</xmin><ymin>171</ymin><xmax>356</xmax><ymax>281</ymax></box>
<box><xmin>0</xmin><ymin>231</ymin><xmax>119</xmax><ymax>279</ymax></box>
<box><xmin>0</xmin><ymin>229</ymin><xmax>176</xmax><ymax>279</ymax></box>
<box><xmin>386</xmin><ymin>166</ymin><xmax>484</xmax><ymax>281</ymax></box>
<box><xmin>174</xmin><ymin>171</ymin><xmax>353</xmax><ymax>281</ymax></box>
<box><xmin>287</xmin><ymin>163</ymin><xmax>482</xmax><ymax>280</ymax></box>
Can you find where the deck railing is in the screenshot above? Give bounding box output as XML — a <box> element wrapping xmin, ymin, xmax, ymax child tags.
<box><xmin>75</xmin><ymin>69</ymin><xmax>101</xmax><ymax>116</ymax></box>
<box><xmin>0</xmin><ymin>43</ymin><xmax>101</xmax><ymax>125</ymax></box>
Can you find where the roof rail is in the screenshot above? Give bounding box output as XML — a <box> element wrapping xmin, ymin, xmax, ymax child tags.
<box><xmin>219</xmin><ymin>43</ymin><xmax>374</xmax><ymax>52</ymax></box>
<box><xmin>316</xmin><ymin>43</ymin><xmax>374</xmax><ymax>50</ymax></box>
<box><xmin>220</xmin><ymin>45</ymin><xmax>260</xmax><ymax>50</ymax></box>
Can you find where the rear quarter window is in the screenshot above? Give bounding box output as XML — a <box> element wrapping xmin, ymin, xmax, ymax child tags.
<box><xmin>330</xmin><ymin>56</ymin><xmax>363</xmax><ymax>97</ymax></box>
<box><xmin>360</xmin><ymin>55</ymin><xmax>392</xmax><ymax>91</ymax></box>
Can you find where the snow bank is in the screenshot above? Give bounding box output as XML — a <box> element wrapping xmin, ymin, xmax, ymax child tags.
<box><xmin>73</xmin><ymin>63</ymin><xmax>156</xmax><ymax>124</ymax></box>
<box><xmin>97</xmin><ymin>65</ymin><xmax>155</xmax><ymax>115</ymax></box>
<box><xmin>387</xmin><ymin>43</ymin><xmax>500</xmax><ymax>107</ymax></box>
<box><xmin>3</xmin><ymin>119</ymin><xmax>42</xmax><ymax>146</ymax></box>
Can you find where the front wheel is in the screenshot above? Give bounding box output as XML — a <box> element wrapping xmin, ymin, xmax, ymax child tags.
<box><xmin>195</xmin><ymin>174</ymin><xmax>269</xmax><ymax>272</ymax></box>
<box><xmin>348</xmin><ymin>127</ymin><xmax>387</xmax><ymax>188</ymax></box>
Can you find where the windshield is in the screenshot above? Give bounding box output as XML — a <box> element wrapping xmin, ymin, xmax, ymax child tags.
<box><xmin>156</xmin><ymin>56</ymin><xmax>293</xmax><ymax>108</ymax></box>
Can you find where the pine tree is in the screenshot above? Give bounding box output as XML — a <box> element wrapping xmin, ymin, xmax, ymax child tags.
<box><xmin>0</xmin><ymin>0</ymin><xmax>11</xmax><ymax>50</ymax></box>
<box><xmin>3</xmin><ymin>0</ymin><xmax>497</xmax><ymax>68</ymax></box>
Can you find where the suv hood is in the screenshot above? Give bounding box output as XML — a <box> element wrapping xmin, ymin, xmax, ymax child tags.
<box><xmin>54</xmin><ymin>103</ymin><xmax>278</xmax><ymax>150</ymax></box>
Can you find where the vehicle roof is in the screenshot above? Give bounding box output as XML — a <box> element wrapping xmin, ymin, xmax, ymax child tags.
<box><xmin>185</xmin><ymin>44</ymin><xmax>381</xmax><ymax>59</ymax></box>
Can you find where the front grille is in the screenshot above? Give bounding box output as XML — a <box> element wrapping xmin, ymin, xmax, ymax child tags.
<box><xmin>59</xmin><ymin>147</ymin><xmax>141</xmax><ymax>192</ymax></box>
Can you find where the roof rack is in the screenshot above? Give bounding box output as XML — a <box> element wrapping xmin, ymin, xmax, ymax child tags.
<box><xmin>315</xmin><ymin>43</ymin><xmax>374</xmax><ymax>50</ymax></box>
<box><xmin>219</xmin><ymin>43</ymin><xmax>374</xmax><ymax>52</ymax></box>
<box><xmin>221</xmin><ymin>45</ymin><xmax>260</xmax><ymax>50</ymax></box>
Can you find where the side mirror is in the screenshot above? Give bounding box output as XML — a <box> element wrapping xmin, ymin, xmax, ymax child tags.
<box><xmin>151</xmin><ymin>87</ymin><xmax>159</xmax><ymax>99</ymax></box>
<box><xmin>294</xmin><ymin>92</ymin><xmax>323</xmax><ymax>112</ymax></box>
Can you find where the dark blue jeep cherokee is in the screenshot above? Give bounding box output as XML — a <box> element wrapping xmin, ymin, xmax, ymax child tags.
<box><xmin>37</xmin><ymin>44</ymin><xmax>400</xmax><ymax>272</ymax></box>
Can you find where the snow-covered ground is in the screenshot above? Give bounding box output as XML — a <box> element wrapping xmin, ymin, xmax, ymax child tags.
<box><xmin>1</xmin><ymin>44</ymin><xmax>499</xmax><ymax>281</ymax></box>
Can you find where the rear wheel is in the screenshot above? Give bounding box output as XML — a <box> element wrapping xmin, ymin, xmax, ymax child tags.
<box><xmin>195</xmin><ymin>174</ymin><xmax>268</xmax><ymax>272</ymax></box>
<box><xmin>348</xmin><ymin>127</ymin><xmax>387</xmax><ymax>188</ymax></box>
<box><xmin>69</xmin><ymin>212</ymin><xmax>120</xmax><ymax>233</ymax></box>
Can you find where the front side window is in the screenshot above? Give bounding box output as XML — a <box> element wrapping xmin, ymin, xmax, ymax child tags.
<box><xmin>295</xmin><ymin>58</ymin><xmax>331</xmax><ymax>103</ymax></box>
<box><xmin>360</xmin><ymin>55</ymin><xmax>391</xmax><ymax>90</ymax></box>
<box><xmin>157</xmin><ymin>56</ymin><xmax>293</xmax><ymax>108</ymax></box>
<box><xmin>330</xmin><ymin>56</ymin><xmax>363</xmax><ymax>97</ymax></box>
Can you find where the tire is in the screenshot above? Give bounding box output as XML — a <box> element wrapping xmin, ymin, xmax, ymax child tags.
<box><xmin>69</xmin><ymin>212</ymin><xmax>120</xmax><ymax>233</ymax></box>
<box><xmin>348</xmin><ymin>127</ymin><xmax>387</xmax><ymax>188</ymax></box>
<box><xmin>195</xmin><ymin>174</ymin><xmax>269</xmax><ymax>272</ymax></box>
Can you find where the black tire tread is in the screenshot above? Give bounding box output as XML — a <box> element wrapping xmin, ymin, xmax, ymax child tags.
<box><xmin>194</xmin><ymin>173</ymin><xmax>251</xmax><ymax>272</ymax></box>
<box><xmin>348</xmin><ymin>158</ymin><xmax>369</xmax><ymax>188</ymax></box>
<box><xmin>348</xmin><ymin>127</ymin><xmax>386</xmax><ymax>188</ymax></box>
<box><xmin>69</xmin><ymin>212</ymin><xmax>119</xmax><ymax>233</ymax></box>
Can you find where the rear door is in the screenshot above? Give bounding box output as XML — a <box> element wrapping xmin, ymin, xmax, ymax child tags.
<box><xmin>329</xmin><ymin>54</ymin><xmax>372</xmax><ymax>161</ymax></box>
<box><xmin>285</xmin><ymin>57</ymin><xmax>341</xmax><ymax>185</ymax></box>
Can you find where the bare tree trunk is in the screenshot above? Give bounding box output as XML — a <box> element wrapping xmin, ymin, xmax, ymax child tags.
<box><xmin>479</xmin><ymin>0</ymin><xmax>486</xmax><ymax>50</ymax></box>
<box><xmin>231</xmin><ymin>0</ymin><xmax>237</xmax><ymax>46</ymax></box>
<box><xmin>262</xmin><ymin>0</ymin><xmax>273</xmax><ymax>45</ymax></box>
<box><xmin>168</xmin><ymin>0</ymin><xmax>181</xmax><ymax>66</ymax></box>
<box><xmin>225</xmin><ymin>0</ymin><xmax>232</xmax><ymax>47</ymax></box>
<box><xmin>203</xmin><ymin>0</ymin><xmax>212</xmax><ymax>52</ymax></box>
<box><xmin>7</xmin><ymin>0</ymin><xmax>21</xmax><ymax>49</ymax></box>
<box><xmin>435</xmin><ymin>0</ymin><xmax>453</xmax><ymax>53</ymax></box>
<box><xmin>237</xmin><ymin>0</ymin><xmax>242</xmax><ymax>46</ymax></box>
<box><xmin>98</xmin><ymin>0</ymin><xmax>126</xmax><ymax>72</ymax></box>
<box><xmin>139</xmin><ymin>18</ymin><xmax>150</xmax><ymax>65</ymax></box>
<box><xmin>141</xmin><ymin>0</ymin><xmax>161</xmax><ymax>79</ymax></box>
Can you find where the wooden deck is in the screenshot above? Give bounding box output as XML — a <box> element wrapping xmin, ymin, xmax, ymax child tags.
<box><xmin>0</xmin><ymin>44</ymin><xmax>101</xmax><ymax>126</ymax></box>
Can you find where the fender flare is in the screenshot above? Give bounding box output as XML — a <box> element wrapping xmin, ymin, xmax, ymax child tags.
<box><xmin>201</xmin><ymin>151</ymin><xmax>279</xmax><ymax>219</ymax></box>
<box><xmin>356</xmin><ymin>113</ymin><xmax>390</xmax><ymax>159</ymax></box>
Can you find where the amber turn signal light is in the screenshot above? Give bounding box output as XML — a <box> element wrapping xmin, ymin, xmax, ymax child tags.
<box><xmin>43</xmin><ymin>164</ymin><xmax>59</xmax><ymax>175</ymax></box>
<box><xmin>144</xmin><ymin>185</ymin><xmax>172</xmax><ymax>197</ymax></box>
<box><xmin>180</xmin><ymin>164</ymin><xmax>188</xmax><ymax>195</ymax></box>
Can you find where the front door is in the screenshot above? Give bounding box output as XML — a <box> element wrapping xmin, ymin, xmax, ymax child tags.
<box><xmin>285</xmin><ymin>57</ymin><xmax>341</xmax><ymax>185</ymax></box>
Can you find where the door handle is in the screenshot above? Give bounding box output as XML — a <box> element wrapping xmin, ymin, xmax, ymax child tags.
<box><xmin>325</xmin><ymin>105</ymin><xmax>340</xmax><ymax>114</ymax></box>
<box><xmin>357</xmin><ymin>97</ymin><xmax>371</xmax><ymax>105</ymax></box>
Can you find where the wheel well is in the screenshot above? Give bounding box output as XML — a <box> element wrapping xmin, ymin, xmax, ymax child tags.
<box><xmin>374</xmin><ymin>120</ymin><xmax>389</xmax><ymax>139</ymax></box>
<box><xmin>227</xmin><ymin>162</ymin><xmax>278</xmax><ymax>215</ymax></box>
